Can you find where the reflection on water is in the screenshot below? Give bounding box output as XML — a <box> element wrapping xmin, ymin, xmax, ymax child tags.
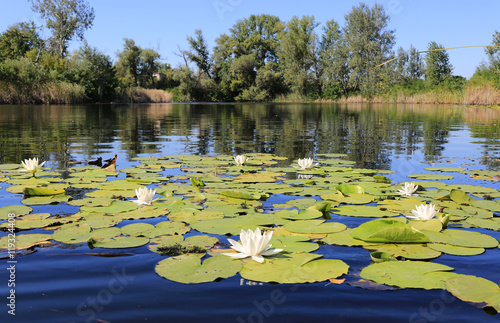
<box><xmin>0</xmin><ymin>103</ymin><xmax>498</xmax><ymax>170</ymax></box>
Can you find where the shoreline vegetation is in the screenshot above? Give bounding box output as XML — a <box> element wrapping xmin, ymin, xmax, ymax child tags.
<box><xmin>1</xmin><ymin>2</ymin><xmax>500</xmax><ymax>107</ymax></box>
<box><xmin>3</xmin><ymin>84</ymin><xmax>499</xmax><ymax>106</ymax></box>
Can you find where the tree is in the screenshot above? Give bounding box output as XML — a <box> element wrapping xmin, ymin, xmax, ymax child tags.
<box><xmin>186</xmin><ymin>29</ymin><xmax>213</xmax><ymax>79</ymax></box>
<box><xmin>342</xmin><ymin>3</ymin><xmax>395</xmax><ymax>95</ymax></box>
<box><xmin>69</xmin><ymin>42</ymin><xmax>117</xmax><ymax>101</ymax></box>
<box><xmin>116</xmin><ymin>38</ymin><xmax>162</xmax><ymax>88</ymax></box>
<box><xmin>319</xmin><ymin>19</ymin><xmax>348</xmax><ymax>97</ymax></box>
<box><xmin>425</xmin><ymin>41</ymin><xmax>452</xmax><ymax>86</ymax></box>
<box><xmin>138</xmin><ymin>48</ymin><xmax>161</xmax><ymax>87</ymax></box>
<box><xmin>29</xmin><ymin>0</ymin><xmax>95</xmax><ymax>58</ymax></box>
<box><xmin>0</xmin><ymin>21</ymin><xmax>42</xmax><ymax>62</ymax></box>
<box><xmin>279</xmin><ymin>15</ymin><xmax>320</xmax><ymax>97</ymax></box>
<box><xmin>116</xmin><ymin>38</ymin><xmax>141</xmax><ymax>86</ymax></box>
<box><xmin>394</xmin><ymin>45</ymin><xmax>424</xmax><ymax>83</ymax></box>
<box><xmin>211</xmin><ymin>14</ymin><xmax>284</xmax><ymax>99</ymax></box>
<box><xmin>483</xmin><ymin>30</ymin><xmax>500</xmax><ymax>76</ymax></box>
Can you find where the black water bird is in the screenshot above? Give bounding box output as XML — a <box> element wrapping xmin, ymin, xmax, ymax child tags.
<box><xmin>88</xmin><ymin>157</ymin><xmax>102</xmax><ymax>167</ymax></box>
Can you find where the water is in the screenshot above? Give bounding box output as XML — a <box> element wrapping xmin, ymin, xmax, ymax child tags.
<box><xmin>0</xmin><ymin>103</ymin><xmax>499</xmax><ymax>323</ymax></box>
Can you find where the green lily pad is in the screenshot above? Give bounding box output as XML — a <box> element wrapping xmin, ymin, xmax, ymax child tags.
<box><xmin>51</xmin><ymin>223</ymin><xmax>92</xmax><ymax>244</ymax></box>
<box><xmin>428</xmin><ymin>243</ymin><xmax>485</xmax><ymax>256</ymax></box>
<box><xmin>284</xmin><ymin>219</ymin><xmax>346</xmax><ymax>234</ymax></box>
<box><xmin>422</xmin><ymin>229</ymin><xmax>498</xmax><ymax>248</ymax></box>
<box><xmin>271</xmin><ymin>235</ymin><xmax>319</xmax><ymax>253</ymax></box>
<box><xmin>81</xmin><ymin>200</ymin><xmax>138</xmax><ymax>215</ymax></box>
<box><xmin>408</xmin><ymin>174</ymin><xmax>454</xmax><ymax>180</ymax></box>
<box><xmin>321</xmin><ymin>228</ymin><xmax>379</xmax><ymax>247</ymax></box>
<box><xmin>275</xmin><ymin>209</ymin><xmax>323</xmax><ymax>220</ymax></box>
<box><xmin>321</xmin><ymin>192</ymin><xmax>374</xmax><ymax>205</ymax></box>
<box><xmin>21</xmin><ymin>194</ymin><xmax>72</xmax><ymax>205</ymax></box>
<box><xmin>360</xmin><ymin>260</ymin><xmax>458</xmax><ymax>289</ymax></box>
<box><xmin>370</xmin><ymin>251</ymin><xmax>397</xmax><ymax>262</ymax></box>
<box><xmin>240</xmin><ymin>252</ymin><xmax>349</xmax><ymax>284</ymax></box>
<box><xmin>445</xmin><ymin>275</ymin><xmax>500</xmax><ymax>312</ymax></box>
<box><xmin>92</xmin><ymin>236</ymin><xmax>150</xmax><ymax>249</ymax></box>
<box><xmin>366</xmin><ymin>244</ymin><xmax>441</xmax><ymax>260</ymax></box>
<box><xmin>23</xmin><ymin>187</ymin><xmax>66</xmax><ymax>196</ymax></box>
<box><xmin>335</xmin><ymin>184</ymin><xmax>365</xmax><ymax>194</ymax></box>
<box><xmin>331</xmin><ymin>205</ymin><xmax>398</xmax><ymax>218</ymax></box>
<box><xmin>0</xmin><ymin>233</ymin><xmax>52</xmax><ymax>249</ymax></box>
<box><xmin>0</xmin><ymin>205</ymin><xmax>32</xmax><ymax>220</ymax></box>
<box><xmin>351</xmin><ymin>219</ymin><xmax>430</xmax><ymax>243</ymax></box>
<box><xmin>191</xmin><ymin>215</ymin><xmax>275</xmax><ymax>235</ymax></box>
<box><xmin>155</xmin><ymin>254</ymin><xmax>242</xmax><ymax>284</ymax></box>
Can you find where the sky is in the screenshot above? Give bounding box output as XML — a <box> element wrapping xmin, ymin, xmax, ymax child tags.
<box><xmin>0</xmin><ymin>0</ymin><xmax>499</xmax><ymax>79</ymax></box>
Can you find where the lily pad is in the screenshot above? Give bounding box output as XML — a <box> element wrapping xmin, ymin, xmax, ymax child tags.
<box><xmin>155</xmin><ymin>254</ymin><xmax>242</xmax><ymax>284</ymax></box>
<box><xmin>428</xmin><ymin>243</ymin><xmax>485</xmax><ymax>256</ymax></box>
<box><xmin>0</xmin><ymin>233</ymin><xmax>52</xmax><ymax>249</ymax></box>
<box><xmin>445</xmin><ymin>275</ymin><xmax>500</xmax><ymax>312</ymax></box>
<box><xmin>284</xmin><ymin>219</ymin><xmax>346</xmax><ymax>234</ymax></box>
<box><xmin>240</xmin><ymin>252</ymin><xmax>349</xmax><ymax>284</ymax></box>
<box><xmin>365</xmin><ymin>244</ymin><xmax>441</xmax><ymax>260</ymax></box>
<box><xmin>351</xmin><ymin>219</ymin><xmax>430</xmax><ymax>243</ymax></box>
<box><xmin>360</xmin><ymin>260</ymin><xmax>458</xmax><ymax>289</ymax></box>
<box><xmin>0</xmin><ymin>205</ymin><xmax>32</xmax><ymax>220</ymax></box>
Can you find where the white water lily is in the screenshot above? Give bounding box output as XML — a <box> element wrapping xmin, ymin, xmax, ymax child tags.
<box><xmin>234</xmin><ymin>154</ymin><xmax>248</xmax><ymax>166</ymax></box>
<box><xmin>407</xmin><ymin>203</ymin><xmax>438</xmax><ymax>221</ymax></box>
<box><xmin>297</xmin><ymin>157</ymin><xmax>316</xmax><ymax>170</ymax></box>
<box><xmin>21</xmin><ymin>157</ymin><xmax>45</xmax><ymax>177</ymax></box>
<box><xmin>224</xmin><ymin>228</ymin><xmax>283</xmax><ymax>263</ymax></box>
<box><xmin>398</xmin><ymin>182</ymin><xmax>419</xmax><ymax>196</ymax></box>
<box><xmin>133</xmin><ymin>187</ymin><xmax>156</xmax><ymax>205</ymax></box>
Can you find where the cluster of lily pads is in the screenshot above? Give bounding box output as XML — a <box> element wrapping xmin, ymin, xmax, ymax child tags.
<box><xmin>1</xmin><ymin>153</ymin><xmax>500</xmax><ymax>314</ymax></box>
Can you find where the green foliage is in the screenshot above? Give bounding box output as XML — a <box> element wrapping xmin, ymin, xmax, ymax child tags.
<box><xmin>425</xmin><ymin>41</ymin><xmax>453</xmax><ymax>86</ymax></box>
<box><xmin>0</xmin><ymin>21</ymin><xmax>42</xmax><ymax>62</ymax></box>
<box><xmin>342</xmin><ymin>3</ymin><xmax>395</xmax><ymax>96</ymax></box>
<box><xmin>115</xmin><ymin>38</ymin><xmax>162</xmax><ymax>89</ymax></box>
<box><xmin>0</xmin><ymin>57</ymin><xmax>51</xmax><ymax>103</ymax></box>
<box><xmin>68</xmin><ymin>42</ymin><xmax>118</xmax><ymax>102</ymax></box>
<box><xmin>29</xmin><ymin>0</ymin><xmax>95</xmax><ymax>58</ymax></box>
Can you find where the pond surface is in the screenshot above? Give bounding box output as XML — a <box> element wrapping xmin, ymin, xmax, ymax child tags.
<box><xmin>0</xmin><ymin>103</ymin><xmax>499</xmax><ymax>323</ymax></box>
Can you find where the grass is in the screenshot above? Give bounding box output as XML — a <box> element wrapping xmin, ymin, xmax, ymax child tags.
<box><xmin>120</xmin><ymin>87</ymin><xmax>173</xmax><ymax>103</ymax></box>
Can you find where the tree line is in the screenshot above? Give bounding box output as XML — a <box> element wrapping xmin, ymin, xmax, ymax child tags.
<box><xmin>0</xmin><ymin>0</ymin><xmax>499</xmax><ymax>104</ymax></box>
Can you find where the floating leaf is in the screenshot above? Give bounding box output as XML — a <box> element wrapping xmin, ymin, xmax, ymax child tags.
<box><xmin>271</xmin><ymin>235</ymin><xmax>319</xmax><ymax>253</ymax></box>
<box><xmin>81</xmin><ymin>200</ymin><xmax>138</xmax><ymax>215</ymax></box>
<box><xmin>92</xmin><ymin>236</ymin><xmax>150</xmax><ymax>249</ymax></box>
<box><xmin>351</xmin><ymin>219</ymin><xmax>430</xmax><ymax>243</ymax></box>
<box><xmin>360</xmin><ymin>260</ymin><xmax>457</xmax><ymax>289</ymax></box>
<box><xmin>240</xmin><ymin>252</ymin><xmax>349</xmax><ymax>284</ymax></box>
<box><xmin>335</xmin><ymin>184</ymin><xmax>365</xmax><ymax>194</ymax></box>
<box><xmin>331</xmin><ymin>205</ymin><xmax>397</xmax><ymax>218</ymax></box>
<box><xmin>284</xmin><ymin>219</ymin><xmax>346</xmax><ymax>234</ymax></box>
<box><xmin>23</xmin><ymin>187</ymin><xmax>66</xmax><ymax>196</ymax></box>
<box><xmin>366</xmin><ymin>244</ymin><xmax>441</xmax><ymax>260</ymax></box>
<box><xmin>220</xmin><ymin>190</ymin><xmax>262</xmax><ymax>200</ymax></box>
<box><xmin>445</xmin><ymin>275</ymin><xmax>500</xmax><ymax>312</ymax></box>
<box><xmin>275</xmin><ymin>209</ymin><xmax>323</xmax><ymax>220</ymax></box>
<box><xmin>0</xmin><ymin>233</ymin><xmax>52</xmax><ymax>249</ymax></box>
<box><xmin>155</xmin><ymin>254</ymin><xmax>242</xmax><ymax>284</ymax></box>
<box><xmin>407</xmin><ymin>174</ymin><xmax>454</xmax><ymax>180</ymax></box>
<box><xmin>321</xmin><ymin>229</ymin><xmax>379</xmax><ymax>247</ymax></box>
<box><xmin>427</xmin><ymin>243</ymin><xmax>484</xmax><ymax>256</ymax></box>
<box><xmin>450</xmin><ymin>189</ymin><xmax>472</xmax><ymax>205</ymax></box>
<box><xmin>0</xmin><ymin>205</ymin><xmax>32</xmax><ymax>220</ymax></box>
<box><xmin>422</xmin><ymin>229</ymin><xmax>498</xmax><ymax>248</ymax></box>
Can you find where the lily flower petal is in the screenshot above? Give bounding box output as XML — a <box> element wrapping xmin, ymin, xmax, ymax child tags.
<box><xmin>223</xmin><ymin>228</ymin><xmax>283</xmax><ymax>262</ymax></box>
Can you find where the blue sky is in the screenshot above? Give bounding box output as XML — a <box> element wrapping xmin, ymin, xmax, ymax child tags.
<box><xmin>0</xmin><ymin>0</ymin><xmax>498</xmax><ymax>78</ymax></box>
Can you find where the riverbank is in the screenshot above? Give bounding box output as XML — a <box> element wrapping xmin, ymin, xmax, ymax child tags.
<box><xmin>1</xmin><ymin>82</ymin><xmax>499</xmax><ymax>106</ymax></box>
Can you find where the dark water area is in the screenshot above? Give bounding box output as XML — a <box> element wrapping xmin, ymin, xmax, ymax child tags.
<box><xmin>0</xmin><ymin>103</ymin><xmax>499</xmax><ymax>323</ymax></box>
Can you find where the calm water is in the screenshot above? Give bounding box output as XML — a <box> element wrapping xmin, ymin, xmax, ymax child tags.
<box><xmin>0</xmin><ymin>103</ymin><xmax>499</xmax><ymax>323</ymax></box>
